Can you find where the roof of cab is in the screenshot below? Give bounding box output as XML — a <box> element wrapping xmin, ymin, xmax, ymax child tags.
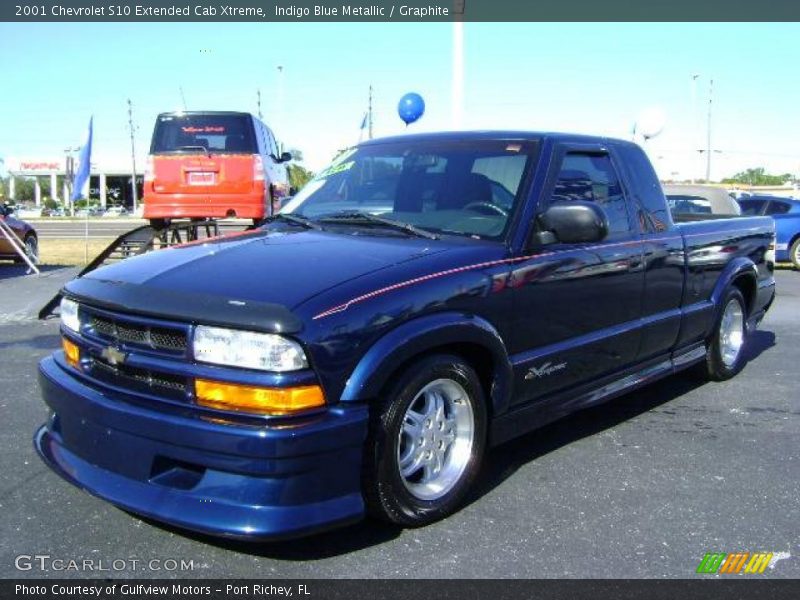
<box><xmin>358</xmin><ymin>130</ymin><xmax>636</xmax><ymax>147</ymax></box>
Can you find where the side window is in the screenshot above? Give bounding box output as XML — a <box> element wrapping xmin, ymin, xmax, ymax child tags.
<box><xmin>550</xmin><ymin>152</ymin><xmax>632</xmax><ymax>237</ymax></box>
<box><xmin>737</xmin><ymin>200</ymin><xmax>765</xmax><ymax>215</ymax></box>
<box><xmin>765</xmin><ymin>201</ymin><xmax>790</xmax><ymax>215</ymax></box>
<box><xmin>267</xmin><ymin>129</ymin><xmax>279</xmax><ymax>157</ymax></box>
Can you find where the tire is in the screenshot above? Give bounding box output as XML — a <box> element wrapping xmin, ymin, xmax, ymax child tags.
<box><xmin>14</xmin><ymin>234</ymin><xmax>38</xmax><ymax>265</ymax></box>
<box><xmin>790</xmin><ymin>238</ymin><xmax>800</xmax><ymax>270</ymax></box>
<box><xmin>252</xmin><ymin>190</ymin><xmax>274</xmax><ymax>227</ymax></box>
<box><xmin>149</xmin><ymin>218</ymin><xmax>169</xmax><ymax>230</ymax></box>
<box><xmin>362</xmin><ymin>354</ymin><xmax>487</xmax><ymax>527</ymax></box>
<box><xmin>700</xmin><ymin>287</ymin><xmax>747</xmax><ymax>381</ymax></box>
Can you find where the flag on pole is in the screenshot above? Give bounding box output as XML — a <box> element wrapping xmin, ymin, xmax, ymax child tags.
<box><xmin>358</xmin><ymin>112</ymin><xmax>368</xmax><ymax>143</ymax></box>
<box><xmin>71</xmin><ymin>116</ymin><xmax>93</xmax><ymax>201</ymax></box>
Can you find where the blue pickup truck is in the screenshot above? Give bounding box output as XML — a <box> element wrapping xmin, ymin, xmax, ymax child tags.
<box><xmin>35</xmin><ymin>132</ymin><xmax>776</xmax><ymax>540</ymax></box>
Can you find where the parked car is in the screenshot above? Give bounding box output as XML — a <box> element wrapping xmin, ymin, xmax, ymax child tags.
<box><xmin>36</xmin><ymin>131</ymin><xmax>775</xmax><ymax>540</ymax></box>
<box><xmin>102</xmin><ymin>206</ymin><xmax>129</xmax><ymax>218</ymax></box>
<box><xmin>11</xmin><ymin>204</ymin><xmax>43</xmax><ymax>219</ymax></box>
<box><xmin>737</xmin><ymin>195</ymin><xmax>800</xmax><ymax>268</ymax></box>
<box><xmin>0</xmin><ymin>203</ymin><xmax>39</xmax><ymax>264</ymax></box>
<box><xmin>663</xmin><ymin>184</ymin><xmax>742</xmax><ymax>218</ymax></box>
<box><xmin>142</xmin><ymin>110</ymin><xmax>290</xmax><ymax>228</ymax></box>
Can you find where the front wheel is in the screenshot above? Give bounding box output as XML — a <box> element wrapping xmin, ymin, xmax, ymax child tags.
<box><xmin>700</xmin><ymin>287</ymin><xmax>747</xmax><ymax>381</ymax></box>
<box><xmin>362</xmin><ymin>354</ymin><xmax>487</xmax><ymax>527</ymax></box>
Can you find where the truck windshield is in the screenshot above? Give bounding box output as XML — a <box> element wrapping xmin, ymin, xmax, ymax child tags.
<box><xmin>282</xmin><ymin>139</ymin><xmax>537</xmax><ymax>240</ymax></box>
<box><xmin>150</xmin><ymin>114</ymin><xmax>257</xmax><ymax>154</ymax></box>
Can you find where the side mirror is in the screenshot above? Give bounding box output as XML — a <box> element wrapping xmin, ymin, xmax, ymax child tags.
<box><xmin>280</xmin><ymin>151</ymin><xmax>292</xmax><ymax>163</ymax></box>
<box><xmin>534</xmin><ymin>200</ymin><xmax>608</xmax><ymax>245</ymax></box>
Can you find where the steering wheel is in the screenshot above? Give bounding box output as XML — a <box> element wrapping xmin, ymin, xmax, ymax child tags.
<box><xmin>463</xmin><ymin>201</ymin><xmax>508</xmax><ymax>217</ymax></box>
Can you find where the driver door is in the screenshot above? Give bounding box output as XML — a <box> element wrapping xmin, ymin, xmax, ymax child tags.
<box><xmin>508</xmin><ymin>145</ymin><xmax>645</xmax><ymax>404</ymax></box>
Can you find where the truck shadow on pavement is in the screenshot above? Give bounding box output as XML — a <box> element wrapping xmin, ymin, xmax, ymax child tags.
<box><xmin>139</xmin><ymin>329</ymin><xmax>776</xmax><ymax>560</ymax></box>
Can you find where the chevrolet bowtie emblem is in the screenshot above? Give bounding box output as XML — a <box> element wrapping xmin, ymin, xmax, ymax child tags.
<box><xmin>101</xmin><ymin>346</ymin><xmax>127</xmax><ymax>366</ymax></box>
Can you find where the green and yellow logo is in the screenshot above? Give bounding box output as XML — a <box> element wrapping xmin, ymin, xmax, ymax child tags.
<box><xmin>696</xmin><ymin>551</ymin><xmax>788</xmax><ymax>574</ymax></box>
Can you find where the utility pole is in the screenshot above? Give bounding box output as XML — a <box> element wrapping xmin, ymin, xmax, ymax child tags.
<box><xmin>368</xmin><ymin>84</ymin><xmax>374</xmax><ymax>140</ymax></box>
<box><xmin>452</xmin><ymin>20</ymin><xmax>464</xmax><ymax>129</ymax></box>
<box><xmin>705</xmin><ymin>79</ymin><xmax>713</xmax><ymax>183</ymax></box>
<box><xmin>257</xmin><ymin>89</ymin><xmax>263</xmax><ymax>120</ymax></box>
<box><xmin>127</xmin><ymin>99</ymin><xmax>138</xmax><ymax>212</ymax></box>
<box><xmin>690</xmin><ymin>73</ymin><xmax>699</xmax><ymax>184</ymax></box>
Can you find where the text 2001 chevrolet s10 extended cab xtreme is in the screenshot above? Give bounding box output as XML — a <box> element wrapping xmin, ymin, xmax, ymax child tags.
<box><xmin>35</xmin><ymin>132</ymin><xmax>776</xmax><ymax>539</ymax></box>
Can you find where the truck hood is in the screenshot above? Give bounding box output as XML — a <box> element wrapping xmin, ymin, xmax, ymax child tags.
<box><xmin>65</xmin><ymin>228</ymin><xmax>451</xmax><ymax>333</ymax></box>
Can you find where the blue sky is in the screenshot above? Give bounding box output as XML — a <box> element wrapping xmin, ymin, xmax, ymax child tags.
<box><xmin>2</xmin><ymin>22</ymin><xmax>799</xmax><ymax>180</ymax></box>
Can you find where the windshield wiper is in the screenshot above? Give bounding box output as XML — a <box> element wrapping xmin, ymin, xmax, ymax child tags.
<box><xmin>268</xmin><ymin>213</ymin><xmax>322</xmax><ymax>230</ymax></box>
<box><xmin>319</xmin><ymin>211</ymin><xmax>439</xmax><ymax>240</ymax></box>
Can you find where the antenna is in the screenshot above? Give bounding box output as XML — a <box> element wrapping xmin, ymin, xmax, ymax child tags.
<box><xmin>179</xmin><ymin>86</ymin><xmax>188</xmax><ymax>111</ymax></box>
<box><xmin>127</xmin><ymin>99</ymin><xmax>138</xmax><ymax>213</ymax></box>
<box><xmin>257</xmin><ymin>89</ymin><xmax>263</xmax><ymax>120</ymax></box>
<box><xmin>706</xmin><ymin>79</ymin><xmax>713</xmax><ymax>182</ymax></box>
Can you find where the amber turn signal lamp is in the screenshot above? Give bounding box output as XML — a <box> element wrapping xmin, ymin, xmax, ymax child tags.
<box><xmin>62</xmin><ymin>337</ymin><xmax>80</xmax><ymax>369</ymax></box>
<box><xmin>194</xmin><ymin>379</ymin><xmax>325</xmax><ymax>416</ymax></box>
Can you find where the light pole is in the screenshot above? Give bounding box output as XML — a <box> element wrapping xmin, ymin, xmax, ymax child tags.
<box><xmin>690</xmin><ymin>73</ymin><xmax>699</xmax><ymax>183</ymax></box>
<box><xmin>63</xmin><ymin>146</ymin><xmax>80</xmax><ymax>215</ymax></box>
<box><xmin>705</xmin><ymin>79</ymin><xmax>714</xmax><ymax>182</ymax></box>
<box><xmin>277</xmin><ymin>65</ymin><xmax>285</xmax><ymax>149</ymax></box>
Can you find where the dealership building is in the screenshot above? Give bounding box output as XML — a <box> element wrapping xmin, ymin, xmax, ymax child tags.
<box><xmin>4</xmin><ymin>157</ymin><xmax>144</xmax><ymax>209</ymax></box>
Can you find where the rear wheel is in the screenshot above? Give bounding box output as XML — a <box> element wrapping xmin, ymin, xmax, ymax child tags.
<box><xmin>790</xmin><ymin>238</ymin><xmax>800</xmax><ymax>270</ymax></box>
<box><xmin>252</xmin><ymin>190</ymin><xmax>274</xmax><ymax>227</ymax></box>
<box><xmin>362</xmin><ymin>354</ymin><xmax>487</xmax><ymax>527</ymax></box>
<box><xmin>700</xmin><ymin>287</ymin><xmax>747</xmax><ymax>381</ymax></box>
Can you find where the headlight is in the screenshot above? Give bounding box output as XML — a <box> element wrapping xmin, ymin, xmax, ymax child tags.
<box><xmin>192</xmin><ymin>325</ymin><xmax>308</xmax><ymax>372</ymax></box>
<box><xmin>60</xmin><ymin>297</ymin><xmax>80</xmax><ymax>332</ymax></box>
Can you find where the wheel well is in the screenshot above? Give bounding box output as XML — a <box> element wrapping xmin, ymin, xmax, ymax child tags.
<box><xmin>731</xmin><ymin>274</ymin><xmax>756</xmax><ymax>315</ymax></box>
<box><xmin>378</xmin><ymin>342</ymin><xmax>496</xmax><ymax>417</ymax></box>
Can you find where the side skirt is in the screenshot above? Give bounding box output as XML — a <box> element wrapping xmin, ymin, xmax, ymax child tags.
<box><xmin>490</xmin><ymin>343</ymin><xmax>707</xmax><ymax>446</ymax></box>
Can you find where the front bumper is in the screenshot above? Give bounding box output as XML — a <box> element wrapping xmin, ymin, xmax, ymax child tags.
<box><xmin>35</xmin><ymin>356</ymin><xmax>368</xmax><ymax>540</ymax></box>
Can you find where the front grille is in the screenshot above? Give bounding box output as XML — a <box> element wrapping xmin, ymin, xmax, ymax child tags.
<box><xmin>89</xmin><ymin>358</ymin><xmax>188</xmax><ymax>402</ymax></box>
<box><xmin>88</xmin><ymin>313</ymin><xmax>187</xmax><ymax>353</ymax></box>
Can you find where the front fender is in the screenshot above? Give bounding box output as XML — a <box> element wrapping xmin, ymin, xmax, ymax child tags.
<box><xmin>340</xmin><ymin>312</ymin><xmax>514</xmax><ymax>416</ymax></box>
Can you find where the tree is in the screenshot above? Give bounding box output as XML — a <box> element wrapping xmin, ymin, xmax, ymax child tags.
<box><xmin>722</xmin><ymin>168</ymin><xmax>793</xmax><ymax>186</ymax></box>
<box><xmin>287</xmin><ymin>164</ymin><xmax>314</xmax><ymax>193</ymax></box>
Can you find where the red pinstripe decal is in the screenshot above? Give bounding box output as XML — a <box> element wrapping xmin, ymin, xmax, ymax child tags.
<box><xmin>312</xmin><ymin>239</ymin><xmax>646</xmax><ymax>320</ymax></box>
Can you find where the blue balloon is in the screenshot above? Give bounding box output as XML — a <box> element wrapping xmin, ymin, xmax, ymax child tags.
<box><xmin>398</xmin><ymin>92</ymin><xmax>425</xmax><ymax>125</ymax></box>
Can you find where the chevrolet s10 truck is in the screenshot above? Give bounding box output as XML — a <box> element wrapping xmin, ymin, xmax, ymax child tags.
<box><xmin>35</xmin><ymin>132</ymin><xmax>776</xmax><ymax>539</ymax></box>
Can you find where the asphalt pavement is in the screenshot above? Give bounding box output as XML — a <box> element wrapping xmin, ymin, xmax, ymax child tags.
<box><xmin>0</xmin><ymin>264</ymin><xmax>797</xmax><ymax>579</ymax></box>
